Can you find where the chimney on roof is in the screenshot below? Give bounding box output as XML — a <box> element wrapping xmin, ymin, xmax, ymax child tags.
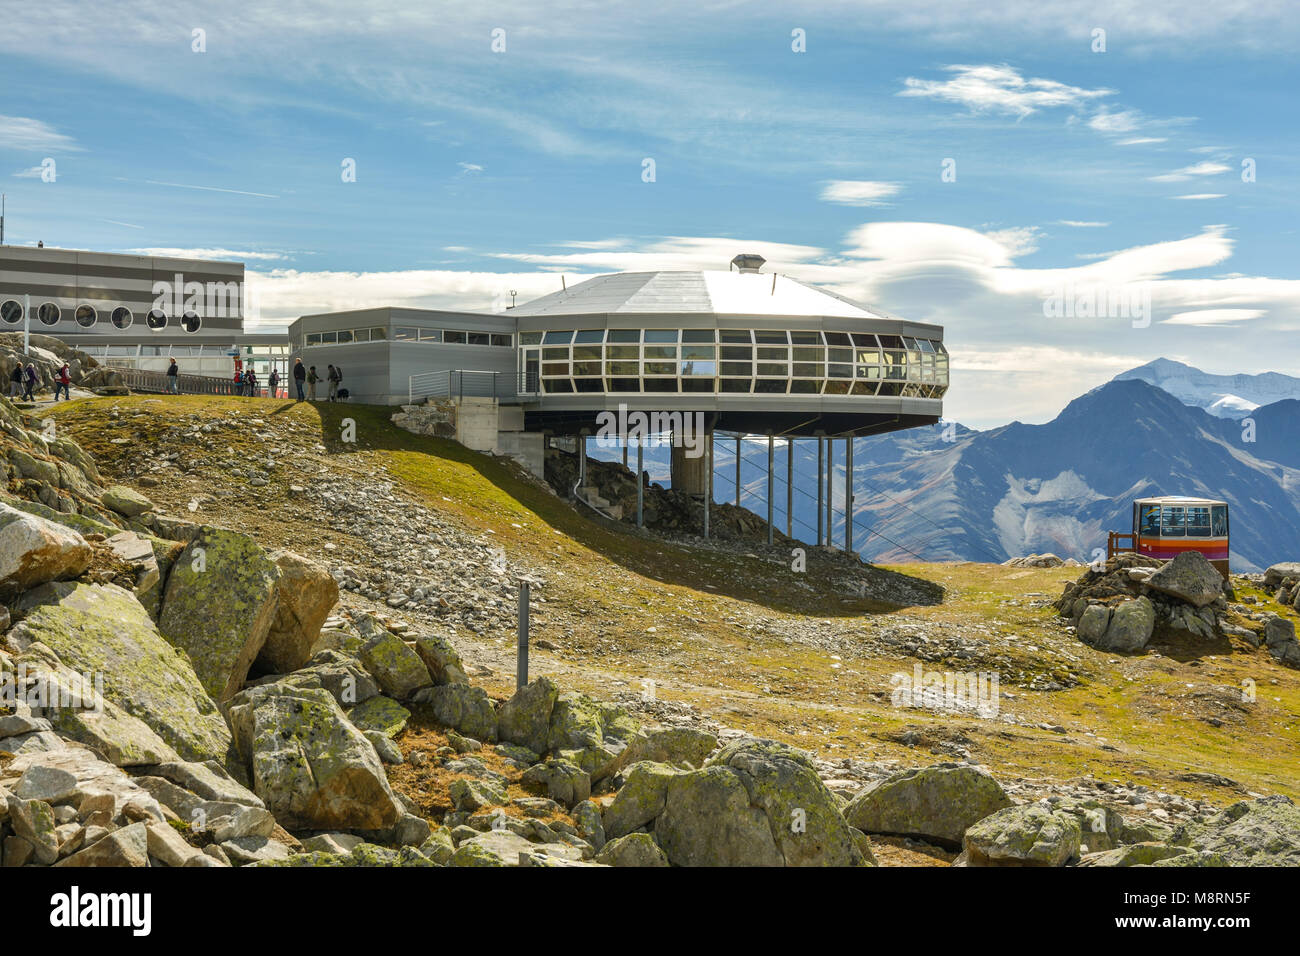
<box><xmin>730</xmin><ymin>253</ymin><xmax>765</xmax><ymax>274</ymax></box>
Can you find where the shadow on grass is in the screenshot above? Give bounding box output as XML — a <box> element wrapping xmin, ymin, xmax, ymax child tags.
<box><xmin>312</xmin><ymin>401</ymin><xmax>941</xmax><ymax>617</ymax></box>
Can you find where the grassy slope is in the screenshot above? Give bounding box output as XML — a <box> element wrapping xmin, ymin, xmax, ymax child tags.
<box><xmin>45</xmin><ymin>395</ymin><xmax>1300</xmax><ymax>804</ymax></box>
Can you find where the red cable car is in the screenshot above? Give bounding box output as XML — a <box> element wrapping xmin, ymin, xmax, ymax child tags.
<box><xmin>1108</xmin><ymin>495</ymin><xmax>1229</xmax><ymax>579</ymax></box>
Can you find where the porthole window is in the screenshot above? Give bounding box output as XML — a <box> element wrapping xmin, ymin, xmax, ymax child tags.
<box><xmin>111</xmin><ymin>307</ymin><xmax>134</xmax><ymax>330</ymax></box>
<box><xmin>146</xmin><ymin>309</ymin><xmax>168</xmax><ymax>331</ymax></box>
<box><xmin>75</xmin><ymin>304</ymin><xmax>98</xmax><ymax>328</ymax></box>
<box><xmin>181</xmin><ymin>311</ymin><xmax>202</xmax><ymax>333</ymax></box>
<box><xmin>37</xmin><ymin>302</ymin><xmax>61</xmax><ymax>325</ymax></box>
<box><xmin>0</xmin><ymin>300</ymin><xmax>21</xmax><ymax>324</ymax></box>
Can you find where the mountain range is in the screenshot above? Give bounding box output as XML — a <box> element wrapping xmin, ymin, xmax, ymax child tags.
<box><xmin>1114</xmin><ymin>358</ymin><xmax>1300</xmax><ymax>419</ymax></box>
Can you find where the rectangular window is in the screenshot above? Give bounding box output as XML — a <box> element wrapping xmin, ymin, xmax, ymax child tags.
<box><xmin>644</xmin><ymin>329</ymin><xmax>678</xmax><ymax>343</ymax></box>
<box><xmin>682</xmin><ymin>329</ymin><xmax>716</xmax><ymax>343</ymax></box>
<box><xmin>573</xmin><ymin>329</ymin><xmax>604</xmax><ymax>343</ymax></box>
<box><xmin>644</xmin><ymin>361</ymin><xmax>677</xmax><ymax>375</ymax></box>
<box><xmin>790</xmin><ymin>331</ymin><xmax>820</xmax><ymax>345</ymax></box>
<box><xmin>757</xmin><ymin>363</ymin><xmax>789</xmax><ymax>377</ymax></box>
<box><xmin>680</xmin><ymin>360</ymin><xmax>715</xmax><ymax>376</ymax></box>
<box><xmin>306</xmin><ymin>333</ymin><xmax>323</xmax><ymax>345</ymax></box>
<box><xmin>491</xmin><ymin>333</ymin><xmax>512</xmax><ymax>347</ymax></box>
<box><xmin>824</xmin><ymin>332</ymin><xmax>851</xmax><ymax>346</ymax></box>
<box><xmin>393</xmin><ymin>327</ymin><xmax>417</xmax><ymax>341</ymax></box>
<box><xmin>720</xmin><ymin>346</ymin><xmax>753</xmax><ymax>361</ymax></box>
<box><xmin>606</xmin><ymin>362</ymin><xmax>639</xmax><ymax>376</ymax></box>
<box><xmin>757</xmin><ymin>347</ymin><xmax>788</xmax><ymax>361</ymax></box>
<box><xmin>519</xmin><ymin>331</ymin><xmax>543</xmax><ymax>345</ymax></box>
<box><xmin>468</xmin><ymin>332</ymin><xmax>490</xmax><ymax>346</ymax></box>
<box><xmin>542</xmin><ymin>363</ymin><xmax>569</xmax><ymax>377</ymax></box>
<box><xmin>572</xmin><ymin>345</ymin><xmax>602</xmax><ymax>360</ymax></box>
<box><xmin>573</xmin><ymin>361</ymin><xmax>602</xmax><ymax>376</ymax></box>
<box><xmin>606</xmin><ymin>346</ymin><xmax>639</xmax><ymax>359</ymax></box>
<box><xmin>352</xmin><ymin>329</ymin><xmax>370</xmax><ymax>342</ymax></box>
<box><xmin>720</xmin><ymin>361</ymin><xmax>752</xmax><ymax>377</ymax></box>
<box><xmin>320</xmin><ymin>331</ymin><xmax>338</xmax><ymax>344</ymax></box>
<box><xmin>851</xmin><ymin>333</ymin><xmax>878</xmax><ymax>348</ymax></box>
<box><xmin>370</xmin><ymin>327</ymin><xmax>387</xmax><ymax>340</ymax></box>
<box><xmin>644</xmin><ymin>346</ymin><xmax>677</xmax><ymax>359</ymax></box>
<box><xmin>542</xmin><ymin>330</ymin><xmax>573</xmax><ymax>344</ymax></box>
<box><xmin>418</xmin><ymin>329</ymin><xmax>442</xmax><ymax>342</ymax></box>
<box><xmin>1211</xmin><ymin>506</ymin><xmax>1228</xmax><ymax>536</ymax></box>
<box><xmin>607</xmin><ymin>329</ymin><xmax>640</xmax><ymax>343</ymax></box>
<box><xmin>720</xmin><ymin>379</ymin><xmax>751</xmax><ymax>393</ymax></box>
<box><xmin>336</xmin><ymin>329</ymin><xmax>354</xmax><ymax>344</ymax></box>
<box><xmin>1161</xmin><ymin>506</ymin><xmax>1186</xmax><ymax>537</ymax></box>
<box><xmin>720</xmin><ymin>329</ymin><xmax>752</xmax><ymax>343</ymax></box>
<box><xmin>443</xmin><ymin>330</ymin><xmax>466</xmax><ymax>344</ymax></box>
<box><xmin>792</xmin><ymin>363</ymin><xmax>821</xmax><ymax>377</ymax></box>
<box><xmin>680</xmin><ymin>345</ymin><xmax>715</xmax><ymax>360</ymax></box>
<box><xmin>1185</xmin><ymin>506</ymin><xmax>1211</xmax><ymax>536</ymax></box>
<box><xmin>542</xmin><ymin>347</ymin><xmax>568</xmax><ymax>361</ymax></box>
<box><xmin>755</xmin><ymin>330</ymin><xmax>788</xmax><ymax>344</ymax></box>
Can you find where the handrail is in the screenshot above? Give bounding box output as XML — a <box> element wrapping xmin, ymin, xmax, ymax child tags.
<box><xmin>408</xmin><ymin>369</ymin><xmax>507</xmax><ymax>402</ymax></box>
<box><xmin>101</xmin><ymin>365</ymin><xmax>247</xmax><ymax>396</ymax></box>
<box><xmin>1107</xmin><ymin>531</ymin><xmax>1137</xmax><ymax>560</ymax></box>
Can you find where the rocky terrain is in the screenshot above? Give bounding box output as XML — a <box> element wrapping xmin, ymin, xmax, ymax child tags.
<box><xmin>1</xmin><ymin>389</ymin><xmax>1297</xmax><ymax>867</ymax></box>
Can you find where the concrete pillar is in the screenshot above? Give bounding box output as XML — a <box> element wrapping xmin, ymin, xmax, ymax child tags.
<box><xmin>766</xmin><ymin>434</ymin><xmax>774</xmax><ymax>547</ymax></box>
<box><xmin>670</xmin><ymin>440</ymin><xmax>710</xmax><ymax>496</ymax></box>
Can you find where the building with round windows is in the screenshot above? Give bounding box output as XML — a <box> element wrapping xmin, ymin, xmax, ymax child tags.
<box><xmin>0</xmin><ymin>244</ymin><xmax>287</xmax><ymax>379</ymax></box>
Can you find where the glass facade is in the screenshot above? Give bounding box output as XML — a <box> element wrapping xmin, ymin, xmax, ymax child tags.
<box><xmin>516</xmin><ymin>328</ymin><xmax>947</xmax><ymax>397</ymax></box>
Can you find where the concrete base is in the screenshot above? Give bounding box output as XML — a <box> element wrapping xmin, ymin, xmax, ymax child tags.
<box><xmin>497</xmin><ymin>430</ymin><xmax>545</xmax><ymax>479</ymax></box>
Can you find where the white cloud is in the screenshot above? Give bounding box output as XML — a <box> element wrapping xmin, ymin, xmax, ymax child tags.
<box><xmin>0</xmin><ymin>115</ymin><xmax>80</xmax><ymax>151</ymax></box>
<box><xmin>1171</xmin><ymin>193</ymin><xmax>1226</xmax><ymax>200</ymax></box>
<box><xmin>1088</xmin><ymin>108</ymin><xmax>1142</xmax><ymax>133</ymax></box>
<box><xmin>1057</xmin><ymin>220</ymin><xmax>1109</xmax><ymax>228</ymax></box>
<box><xmin>11</xmin><ymin>166</ymin><xmax>45</xmax><ymax>179</ymax></box>
<box><xmin>899</xmin><ymin>64</ymin><xmax>1112</xmax><ymax>118</ymax></box>
<box><xmin>819</xmin><ymin>180</ymin><xmax>902</xmax><ymax>207</ymax></box>
<box><xmin>1161</xmin><ymin>309</ymin><xmax>1264</xmax><ymax>326</ymax></box>
<box><xmin>457</xmin><ymin>162</ymin><xmax>484</xmax><ymax>174</ymax></box>
<box><xmin>1117</xmin><ymin>137</ymin><xmax>1167</xmax><ymax>146</ymax></box>
<box><xmin>127</xmin><ymin>247</ymin><xmax>292</xmax><ymax>261</ymax></box>
<box><xmin>1149</xmin><ymin>161</ymin><xmax>1231</xmax><ymax>182</ymax></box>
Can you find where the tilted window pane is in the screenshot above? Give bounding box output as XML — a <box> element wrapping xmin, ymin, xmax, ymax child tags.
<box><xmin>755</xmin><ymin>330</ymin><xmax>788</xmax><ymax>344</ymax></box>
<box><xmin>573</xmin><ymin>329</ymin><xmax>604</xmax><ymax>343</ymax></box>
<box><xmin>720</xmin><ymin>329</ymin><xmax>752</xmax><ymax>343</ymax></box>
<box><xmin>607</xmin><ymin>329</ymin><xmax>640</xmax><ymax>343</ymax></box>
<box><xmin>543</xmin><ymin>330</ymin><xmax>573</xmax><ymax>344</ymax></box>
<box><xmin>644</xmin><ymin>329</ymin><xmax>678</xmax><ymax>343</ymax></box>
<box><xmin>519</xmin><ymin>331</ymin><xmax>543</xmax><ymax>345</ymax></box>
<box><xmin>682</xmin><ymin>329</ymin><xmax>716</xmax><ymax>343</ymax></box>
<box><xmin>790</xmin><ymin>331</ymin><xmax>820</xmax><ymax>344</ymax></box>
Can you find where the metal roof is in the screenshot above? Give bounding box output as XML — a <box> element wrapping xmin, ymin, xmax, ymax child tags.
<box><xmin>510</xmin><ymin>270</ymin><xmax>888</xmax><ymax>319</ymax></box>
<box><xmin>1134</xmin><ymin>496</ymin><xmax>1228</xmax><ymax>505</ymax></box>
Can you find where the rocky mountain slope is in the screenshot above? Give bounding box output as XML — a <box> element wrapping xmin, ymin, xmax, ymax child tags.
<box><xmin>1114</xmin><ymin>357</ymin><xmax>1300</xmax><ymax>419</ymax></box>
<box><xmin>0</xmin><ymin>391</ymin><xmax>1293</xmax><ymax>868</ymax></box>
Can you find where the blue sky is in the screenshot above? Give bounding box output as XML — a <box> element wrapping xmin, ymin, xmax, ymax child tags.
<box><xmin>3</xmin><ymin>1</ymin><xmax>1299</xmax><ymax>427</ymax></box>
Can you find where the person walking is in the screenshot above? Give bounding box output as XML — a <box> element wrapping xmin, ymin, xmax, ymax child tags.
<box><xmin>326</xmin><ymin>365</ymin><xmax>337</xmax><ymax>402</ymax></box>
<box><xmin>166</xmin><ymin>358</ymin><xmax>179</xmax><ymax>394</ymax></box>
<box><xmin>8</xmin><ymin>363</ymin><xmax>22</xmax><ymax>399</ymax></box>
<box><xmin>307</xmin><ymin>365</ymin><xmax>320</xmax><ymax>401</ymax></box>
<box><xmin>268</xmin><ymin>367</ymin><xmax>280</xmax><ymax>399</ymax></box>
<box><xmin>54</xmin><ymin>362</ymin><xmax>71</xmax><ymax>401</ymax></box>
<box><xmin>248</xmin><ymin>368</ymin><xmax>259</xmax><ymax>398</ymax></box>
<box><xmin>22</xmin><ymin>363</ymin><xmax>37</xmax><ymax>402</ymax></box>
<box><xmin>293</xmin><ymin>358</ymin><xmax>306</xmax><ymax>402</ymax></box>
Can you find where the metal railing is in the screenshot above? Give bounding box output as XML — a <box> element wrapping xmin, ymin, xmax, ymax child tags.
<box><xmin>408</xmin><ymin>369</ymin><xmax>517</xmax><ymax>403</ymax></box>
<box><xmin>103</xmin><ymin>366</ymin><xmax>247</xmax><ymax>396</ymax></box>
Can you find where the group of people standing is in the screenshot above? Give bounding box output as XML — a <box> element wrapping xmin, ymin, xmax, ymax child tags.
<box><xmin>291</xmin><ymin>358</ymin><xmax>345</xmax><ymax>402</ymax></box>
<box><xmin>7</xmin><ymin>361</ymin><xmax>73</xmax><ymax>402</ymax></box>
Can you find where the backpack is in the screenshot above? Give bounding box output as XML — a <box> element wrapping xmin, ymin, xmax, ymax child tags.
<box><xmin>334</xmin><ymin>366</ymin><xmax>343</xmax><ymax>382</ymax></box>
<box><xmin>10</xmin><ymin>367</ymin><xmax>21</xmax><ymax>383</ymax></box>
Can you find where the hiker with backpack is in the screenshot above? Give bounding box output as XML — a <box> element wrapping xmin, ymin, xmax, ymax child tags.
<box><xmin>22</xmin><ymin>363</ymin><xmax>38</xmax><ymax>402</ymax></box>
<box><xmin>269</xmin><ymin>367</ymin><xmax>280</xmax><ymax>399</ymax></box>
<box><xmin>166</xmin><ymin>358</ymin><xmax>179</xmax><ymax>394</ymax></box>
<box><xmin>307</xmin><ymin>365</ymin><xmax>320</xmax><ymax>401</ymax></box>
<box><xmin>293</xmin><ymin>358</ymin><xmax>306</xmax><ymax>401</ymax></box>
<box><xmin>326</xmin><ymin>364</ymin><xmax>339</xmax><ymax>402</ymax></box>
<box><xmin>8</xmin><ymin>364</ymin><xmax>22</xmax><ymax>398</ymax></box>
<box><xmin>54</xmin><ymin>363</ymin><xmax>72</xmax><ymax>401</ymax></box>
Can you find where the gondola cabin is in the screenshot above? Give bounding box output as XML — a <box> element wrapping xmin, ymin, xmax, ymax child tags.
<box><xmin>1108</xmin><ymin>496</ymin><xmax>1229</xmax><ymax>579</ymax></box>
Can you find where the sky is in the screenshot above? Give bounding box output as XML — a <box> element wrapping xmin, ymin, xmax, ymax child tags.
<box><xmin>2</xmin><ymin>0</ymin><xmax>1299</xmax><ymax>429</ymax></box>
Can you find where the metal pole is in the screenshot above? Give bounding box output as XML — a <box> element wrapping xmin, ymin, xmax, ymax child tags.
<box><xmin>636</xmin><ymin>438</ymin><xmax>644</xmax><ymax>528</ymax></box>
<box><xmin>846</xmin><ymin>436</ymin><xmax>854</xmax><ymax>554</ymax></box>
<box><xmin>622</xmin><ymin>439</ymin><xmax>628</xmax><ymax>469</ymax></box>
<box><xmin>786</xmin><ymin>438</ymin><xmax>793</xmax><ymax>539</ymax></box>
<box><xmin>23</xmin><ymin>293</ymin><xmax>30</xmax><ymax>355</ymax></box>
<box><xmin>703</xmin><ymin>431</ymin><xmax>710</xmax><ymax>540</ymax></box>
<box><xmin>826</xmin><ymin>438</ymin><xmax>834</xmax><ymax>550</ymax></box>
<box><xmin>516</xmin><ymin>578</ymin><xmax>530</xmax><ymax>690</ymax></box>
<box><xmin>735</xmin><ymin>435</ymin><xmax>741</xmax><ymax>506</ymax></box>
<box><xmin>817</xmin><ymin>437</ymin><xmax>823</xmax><ymax>546</ymax></box>
<box><xmin>766</xmin><ymin>433</ymin><xmax>774</xmax><ymax>547</ymax></box>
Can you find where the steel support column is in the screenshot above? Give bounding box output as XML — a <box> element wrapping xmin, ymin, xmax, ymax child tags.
<box><xmin>786</xmin><ymin>438</ymin><xmax>793</xmax><ymax>538</ymax></box>
<box><xmin>766</xmin><ymin>434</ymin><xmax>774</xmax><ymax>547</ymax></box>
<box><xmin>816</xmin><ymin>436</ymin><xmax>823</xmax><ymax>546</ymax></box>
<box><xmin>845</xmin><ymin>437</ymin><xmax>854</xmax><ymax>554</ymax></box>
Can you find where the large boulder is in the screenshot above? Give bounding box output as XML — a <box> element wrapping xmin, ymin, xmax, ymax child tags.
<box><xmin>1170</xmin><ymin>795</ymin><xmax>1300</xmax><ymax>866</ymax></box>
<box><xmin>603</xmin><ymin>761</ymin><xmax>678</xmax><ymax>839</ymax></box>
<box><xmin>1145</xmin><ymin>551</ymin><xmax>1223</xmax><ymax>607</ymax></box>
<box><xmin>10</xmin><ymin>581</ymin><xmax>234</xmax><ymax>765</ymax></box>
<box><xmin>0</xmin><ymin>503</ymin><xmax>92</xmax><ymax>595</ymax></box>
<box><xmin>497</xmin><ymin>676</ymin><xmax>559</xmax><ymax>755</ymax></box>
<box><xmin>426</xmin><ymin>684</ymin><xmax>498</xmax><ymax>743</ymax></box>
<box><xmin>1263</xmin><ymin>562</ymin><xmax>1300</xmax><ymax>588</ymax></box>
<box><xmin>959</xmin><ymin>803</ymin><xmax>1082</xmax><ymax>867</ymax></box>
<box><xmin>101</xmin><ymin>485</ymin><xmax>154</xmax><ymax>519</ymax></box>
<box><xmin>358</xmin><ymin>630</ymin><xmax>431</xmax><ymax>701</ymax></box>
<box><xmin>1095</xmin><ymin>596</ymin><xmax>1155</xmax><ymax>653</ymax></box>
<box><xmin>413</xmin><ymin>632</ymin><xmax>468</xmax><ymax>686</ymax></box>
<box><xmin>595</xmin><ymin>832</ymin><xmax>670</xmax><ymax>867</ymax></box>
<box><xmin>842</xmin><ymin>763</ymin><xmax>1012</xmax><ymax>847</ymax></box>
<box><xmin>158</xmin><ymin>527</ymin><xmax>282</xmax><ymax>702</ymax></box>
<box><xmin>654</xmin><ymin>738</ymin><xmax>866</xmax><ymax>867</ymax></box>
<box><xmin>225</xmin><ymin>683</ymin><xmax>404</xmax><ymax>831</ymax></box>
<box><xmin>1075</xmin><ymin>604</ymin><xmax>1110</xmax><ymax>645</ymax></box>
<box><xmin>615</xmin><ymin>727</ymin><xmax>718</xmax><ymax>772</ymax></box>
<box><xmin>257</xmin><ymin>550</ymin><xmax>338</xmax><ymax>674</ymax></box>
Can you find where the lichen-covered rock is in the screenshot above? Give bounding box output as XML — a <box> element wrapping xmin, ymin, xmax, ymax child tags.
<box><xmin>449</xmin><ymin>829</ymin><xmax>583</xmax><ymax>867</ymax></box>
<box><xmin>358</xmin><ymin>631</ymin><xmax>431</xmax><ymax>701</ymax></box>
<box><xmin>413</xmin><ymin>632</ymin><xmax>469</xmax><ymax>686</ymax></box>
<box><xmin>426</xmin><ymin>684</ymin><xmax>498</xmax><ymax>743</ymax></box>
<box><xmin>158</xmin><ymin>527</ymin><xmax>282</xmax><ymax>702</ymax></box>
<box><xmin>1145</xmin><ymin>550</ymin><xmax>1223</xmax><ymax>607</ymax></box>
<box><xmin>654</xmin><ymin>765</ymin><xmax>784</xmax><ymax>866</ymax></box>
<box><xmin>520</xmin><ymin>758</ymin><xmax>590</xmax><ymax>807</ymax></box>
<box><xmin>1076</xmin><ymin>603</ymin><xmax>1110</xmax><ymax>645</ymax></box>
<box><xmin>346</xmin><ymin>695</ymin><xmax>410</xmax><ymax>738</ymax></box>
<box><xmin>603</xmin><ymin>761</ymin><xmax>679</xmax><ymax>839</ymax></box>
<box><xmin>54</xmin><ymin>821</ymin><xmax>151</xmax><ymax>867</ymax></box>
<box><xmin>843</xmin><ymin>763</ymin><xmax>1012</xmax><ymax>846</ymax></box>
<box><xmin>1096</xmin><ymin>596</ymin><xmax>1155</xmax><ymax>653</ymax></box>
<box><xmin>10</xmin><ymin>581</ymin><xmax>233</xmax><ymax>765</ymax></box>
<box><xmin>497</xmin><ymin>676</ymin><xmax>559</xmax><ymax>755</ymax></box>
<box><xmin>274</xmin><ymin>651</ymin><xmax>380</xmax><ymax>708</ymax></box>
<box><xmin>616</xmin><ymin>726</ymin><xmax>718</xmax><ymax>772</ymax></box>
<box><xmin>0</xmin><ymin>502</ymin><xmax>92</xmax><ymax>594</ymax></box>
<box><xmin>595</xmin><ymin>832</ymin><xmax>670</xmax><ymax>867</ymax></box>
<box><xmin>257</xmin><ymin>550</ymin><xmax>338</xmax><ymax>674</ymax></box>
<box><xmin>6</xmin><ymin>795</ymin><xmax>60</xmax><ymax>864</ymax></box>
<box><xmin>101</xmin><ymin>485</ymin><xmax>154</xmax><ymax>518</ymax></box>
<box><xmin>960</xmin><ymin>803</ymin><xmax>1082</xmax><ymax>867</ymax></box>
<box><xmin>1078</xmin><ymin>842</ymin><xmax>1205</xmax><ymax>867</ymax></box>
<box><xmin>449</xmin><ymin>777</ymin><xmax>507</xmax><ymax>812</ymax></box>
<box><xmin>225</xmin><ymin>683</ymin><xmax>403</xmax><ymax>831</ymax></box>
<box><xmin>1170</xmin><ymin>794</ymin><xmax>1300</xmax><ymax>866</ymax></box>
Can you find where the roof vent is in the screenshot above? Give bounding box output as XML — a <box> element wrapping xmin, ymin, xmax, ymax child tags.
<box><xmin>730</xmin><ymin>253</ymin><xmax>766</xmax><ymax>274</ymax></box>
